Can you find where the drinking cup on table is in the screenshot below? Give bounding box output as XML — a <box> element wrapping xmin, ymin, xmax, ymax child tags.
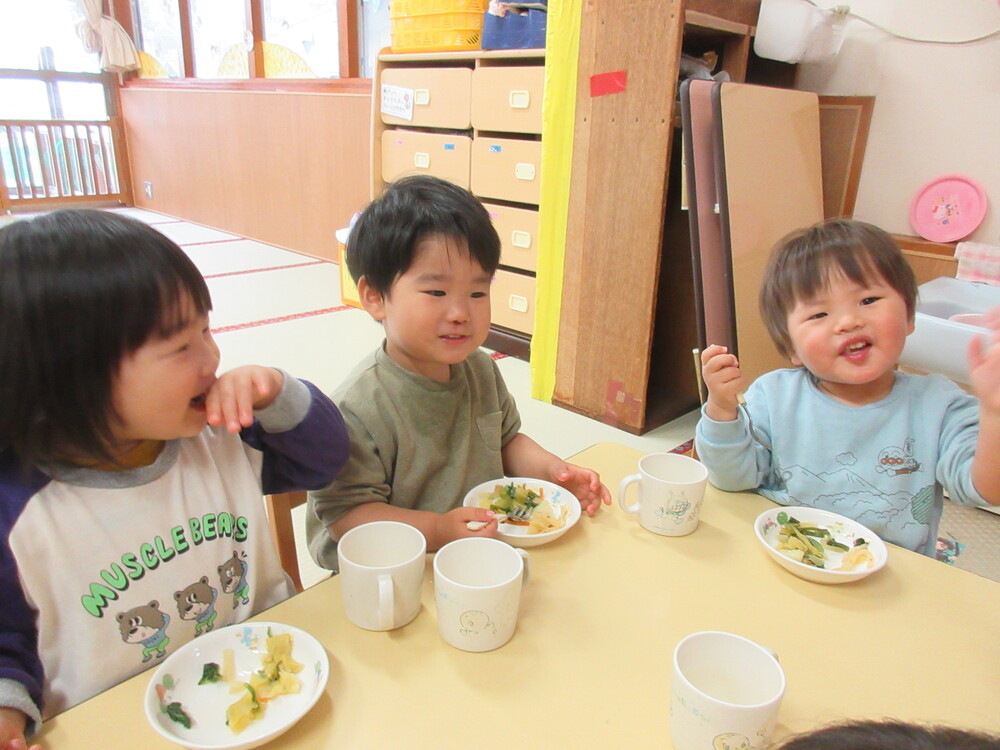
<box><xmin>433</xmin><ymin>537</ymin><xmax>529</xmax><ymax>652</ymax></box>
<box><xmin>618</xmin><ymin>452</ymin><xmax>708</xmax><ymax>536</ymax></box>
<box><xmin>337</xmin><ymin>520</ymin><xmax>427</xmax><ymax>631</ymax></box>
<box><xmin>670</xmin><ymin>631</ymin><xmax>786</xmax><ymax>750</ymax></box>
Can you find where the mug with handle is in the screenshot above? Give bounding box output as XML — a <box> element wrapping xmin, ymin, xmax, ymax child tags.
<box><xmin>337</xmin><ymin>520</ymin><xmax>427</xmax><ymax>631</ymax></box>
<box><xmin>433</xmin><ymin>537</ymin><xmax>529</xmax><ymax>652</ymax></box>
<box><xmin>670</xmin><ymin>631</ymin><xmax>786</xmax><ymax>750</ymax></box>
<box><xmin>619</xmin><ymin>452</ymin><xmax>708</xmax><ymax>536</ymax></box>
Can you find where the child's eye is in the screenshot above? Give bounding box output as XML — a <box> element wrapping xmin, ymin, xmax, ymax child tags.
<box><xmin>861</xmin><ymin>296</ymin><xmax>881</xmax><ymax>305</ymax></box>
<box><xmin>471</xmin><ymin>291</ymin><xmax>487</xmax><ymax>299</ymax></box>
<box><xmin>808</xmin><ymin>312</ymin><xmax>827</xmax><ymax>321</ymax></box>
<box><xmin>424</xmin><ymin>290</ymin><xmax>445</xmax><ymax>297</ymax></box>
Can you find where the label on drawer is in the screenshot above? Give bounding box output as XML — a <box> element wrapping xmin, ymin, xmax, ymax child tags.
<box><xmin>515</xmin><ymin>163</ymin><xmax>536</xmax><ymax>181</ymax></box>
<box><xmin>381</xmin><ymin>83</ymin><xmax>414</xmax><ymax>121</ymax></box>
<box><xmin>508</xmin><ymin>294</ymin><xmax>529</xmax><ymax>313</ymax></box>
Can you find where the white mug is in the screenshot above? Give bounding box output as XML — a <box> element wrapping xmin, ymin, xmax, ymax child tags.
<box><xmin>337</xmin><ymin>521</ymin><xmax>427</xmax><ymax>631</ymax></box>
<box><xmin>433</xmin><ymin>537</ymin><xmax>529</xmax><ymax>652</ymax></box>
<box><xmin>670</xmin><ymin>631</ymin><xmax>786</xmax><ymax>750</ymax></box>
<box><xmin>619</xmin><ymin>452</ymin><xmax>708</xmax><ymax>535</ymax></box>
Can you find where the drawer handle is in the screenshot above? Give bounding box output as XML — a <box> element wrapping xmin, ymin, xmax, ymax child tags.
<box><xmin>508</xmin><ymin>294</ymin><xmax>529</xmax><ymax>313</ymax></box>
<box><xmin>511</xmin><ymin>230</ymin><xmax>532</xmax><ymax>248</ymax></box>
<box><xmin>508</xmin><ymin>90</ymin><xmax>530</xmax><ymax>109</ymax></box>
<box><xmin>514</xmin><ymin>162</ymin><xmax>536</xmax><ymax>181</ymax></box>
<box><xmin>414</xmin><ymin>88</ymin><xmax>431</xmax><ymax>106</ymax></box>
<box><xmin>414</xmin><ymin>152</ymin><xmax>430</xmax><ymax>169</ymax></box>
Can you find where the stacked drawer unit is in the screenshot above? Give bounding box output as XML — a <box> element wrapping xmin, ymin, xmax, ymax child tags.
<box><xmin>373</xmin><ymin>50</ymin><xmax>545</xmax><ymax>349</ymax></box>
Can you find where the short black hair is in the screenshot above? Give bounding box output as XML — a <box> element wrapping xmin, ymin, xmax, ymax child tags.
<box><xmin>347</xmin><ymin>175</ymin><xmax>501</xmax><ymax>296</ymax></box>
<box><xmin>759</xmin><ymin>219</ymin><xmax>917</xmax><ymax>358</ymax></box>
<box><xmin>776</xmin><ymin>720</ymin><xmax>1000</xmax><ymax>750</ymax></box>
<box><xmin>0</xmin><ymin>209</ymin><xmax>212</xmax><ymax>467</ymax></box>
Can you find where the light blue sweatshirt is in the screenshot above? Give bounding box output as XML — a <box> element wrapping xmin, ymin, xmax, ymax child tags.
<box><xmin>695</xmin><ymin>368</ymin><xmax>987</xmax><ymax>556</ymax></box>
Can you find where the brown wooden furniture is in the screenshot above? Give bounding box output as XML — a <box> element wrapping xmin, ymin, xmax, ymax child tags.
<box><xmin>371</xmin><ymin>49</ymin><xmax>545</xmax><ymax>360</ymax></box>
<box><xmin>554</xmin><ymin>0</ymin><xmax>762</xmax><ymax>433</ymax></box>
<box><xmin>894</xmin><ymin>234</ymin><xmax>959</xmax><ymax>285</ymax></box>
<box><xmin>265</xmin><ymin>491</ymin><xmax>309</xmax><ymax>592</ymax></box>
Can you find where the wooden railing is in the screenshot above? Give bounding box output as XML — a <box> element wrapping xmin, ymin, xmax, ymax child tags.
<box><xmin>0</xmin><ymin>118</ymin><xmax>130</xmax><ymax>210</ymax></box>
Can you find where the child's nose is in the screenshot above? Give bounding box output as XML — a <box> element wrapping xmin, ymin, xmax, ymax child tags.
<box><xmin>835</xmin><ymin>310</ymin><xmax>863</xmax><ymax>333</ymax></box>
<box><xmin>447</xmin><ymin>298</ymin><xmax>470</xmax><ymax>322</ymax></box>
<box><xmin>201</xmin><ymin>334</ymin><xmax>221</xmax><ymax>374</ymax></box>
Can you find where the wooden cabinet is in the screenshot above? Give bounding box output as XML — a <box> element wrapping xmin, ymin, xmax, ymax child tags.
<box><xmin>372</xmin><ymin>49</ymin><xmax>545</xmax><ymax>360</ymax></box>
<box><xmin>554</xmin><ymin>1</ymin><xmax>763</xmax><ymax>433</ymax></box>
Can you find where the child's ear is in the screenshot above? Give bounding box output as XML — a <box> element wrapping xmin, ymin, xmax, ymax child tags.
<box><xmin>357</xmin><ymin>277</ymin><xmax>386</xmax><ymax>321</ymax></box>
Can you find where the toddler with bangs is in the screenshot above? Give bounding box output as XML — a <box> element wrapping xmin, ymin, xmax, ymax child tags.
<box><xmin>695</xmin><ymin>219</ymin><xmax>1000</xmax><ymax>555</ymax></box>
<box><xmin>306</xmin><ymin>176</ymin><xmax>610</xmax><ymax>572</ymax></box>
<box><xmin>0</xmin><ymin>210</ymin><xmax>349</xmax><ymax>747</ymax></box>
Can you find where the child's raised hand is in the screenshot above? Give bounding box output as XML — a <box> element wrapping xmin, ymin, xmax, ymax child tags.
<box><xmin>205</xmin><ymin>366</ymin><xmax>284</xmax><ymax>433</ymax></box>
<box><xmin>701</xmin><ymin>344</ymin><xmax>745</xmax><ymax>422</ymax></box>
<box><xmin>968</xmin><ymin>306</ymin><xmax>1000</xmax><ymax>415</ymax></box>
<box><xmin>550</xmin><ymin>463</ymin><xmax>612</xmax><ymax>516</ymax></box>
<box><xmin>0</xmin><ymin>708</ymin><xmax>41</xmax><ymax>750</ymax></box>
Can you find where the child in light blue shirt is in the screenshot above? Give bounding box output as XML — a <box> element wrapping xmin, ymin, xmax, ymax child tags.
<box><xmin>695</xmin><ymin>219</ymin><xmax>1000</xmax><ymax>555</ymax></box>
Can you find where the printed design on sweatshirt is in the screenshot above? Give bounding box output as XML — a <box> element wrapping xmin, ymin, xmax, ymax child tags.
<box><xmin>79</xmin><ymin>512</ymin><xmax>250</xmax><ymax>619</ymax></box>
<box><xmin>116</xmin><ymin>601</ymin><xmax>171</xmax><ymax>663</ymax></box>
<box><xmin>175</xmin><ymin>576</ymin><xmax>219</xmax><ymax>635</ymax></box>
<box><xmin>218</xmin><ymin>550</ymin><xmax>251</xmax><ymax>607</ymax></box>
<box><xmin>875</xmin><ymin>438</ymin><xmax>921</xmax><ymax>476</ymax></box>
<box><xmin>763</xmin><ymin>439</ymin><xmax>934</xmax><ymax>548</ymax></box>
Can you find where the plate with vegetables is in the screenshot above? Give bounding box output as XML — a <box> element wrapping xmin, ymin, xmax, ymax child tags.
<box><xmin>754</xmin><ymin>507</ymin><xmax>888</xmax><ymax>584</ymax></box>
<box><xmin>463</xmin><ymin>477</ymin><xmax>582</xmax><ymax>548</ymax></box>
<box><xmin>144</xmin><ymin>622</ymin><xmax>328</xmax><ymax>750</ymax></box>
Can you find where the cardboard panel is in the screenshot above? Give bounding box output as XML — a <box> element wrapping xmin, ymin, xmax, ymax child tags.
<box><xmin>715</xmin><ymin>82</ymin><xmax>824</xmax><ymax>383</ymax></box>
<box><xmin>680</xmin><ymin>79</ymin><xmax>736</xmax><ymax>357</ymax></box>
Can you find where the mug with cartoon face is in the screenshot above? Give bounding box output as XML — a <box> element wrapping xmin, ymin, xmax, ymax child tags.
<box><xmin>670</xmin><ymin>631</ymin><xmax>786</xmax><ymax>750</ymax></box>
<box><xmin>619</xmin><ymin>453</ymin><xmax>708</xmax><ymax>536</ymax></box>
<box><xmin>433</xmin><ymin>537</ymin><xmax>529</xmax><ymax>652</ymax></box>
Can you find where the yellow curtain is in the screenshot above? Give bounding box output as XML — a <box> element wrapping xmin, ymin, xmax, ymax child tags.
<box><xmin>530</xmin><ymin>1</ymin><xmax>581</xmax><ymax>402</ymax></box>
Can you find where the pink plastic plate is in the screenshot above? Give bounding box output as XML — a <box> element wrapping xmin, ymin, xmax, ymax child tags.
<box><xmin>909</xmin><ymin>174</ymin><xmax>988</xmax><ymax>242</ymax></box>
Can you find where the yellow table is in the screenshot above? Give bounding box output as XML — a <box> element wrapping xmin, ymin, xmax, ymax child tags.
<box><xmin>40</xmin><ymin>442</ymin><xmax>1000</xmax><ymax>747</ymax></box>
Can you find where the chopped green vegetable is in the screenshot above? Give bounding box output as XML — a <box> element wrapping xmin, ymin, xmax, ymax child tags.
<box><xmin>199</xmin><ymin>662</ymin><xmax>222</xmax><ymax>684</ymax></box>
<box><xmin>776</xmin><ymin>511</ymin><xmax>788</xmax><ymax>524</ymax></box>
<box><xmin>166</xmin><ymin>701</ymin><xmax>192</xmax><ymax>729</ymax></box>
<box><xmin>854</xmin><ymin>537</ymin><xmax>867</xmax><ymax>547</ymax></box>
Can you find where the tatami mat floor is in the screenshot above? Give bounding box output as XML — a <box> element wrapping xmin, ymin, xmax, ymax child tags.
<box><xmin>8</xmin><ymin>206</ymin><xmax>997</xmax><ymax>584</ymax></box>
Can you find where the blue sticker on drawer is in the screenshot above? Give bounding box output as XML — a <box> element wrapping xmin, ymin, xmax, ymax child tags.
<box><xmin>444</xmin><ymin>143</ymin><xmax>455</xmax><ymax>150</ymax></box>
<box><xmin>489</xmin><ymin>145</ymin><xmax>502</xmax><ymax>152</ymax></box>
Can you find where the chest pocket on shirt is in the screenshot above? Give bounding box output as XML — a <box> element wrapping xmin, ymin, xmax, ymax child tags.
<box><xmin>476</xmin><ymin>411</ymin><xmax>504</xmax><ymax>452</ymax></box>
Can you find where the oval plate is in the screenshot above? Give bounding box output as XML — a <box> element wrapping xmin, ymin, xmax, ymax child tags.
<box><xmin>144</xmin><ymin>622</ymin><xmax>328</xmax><ymax>750</ymax></box>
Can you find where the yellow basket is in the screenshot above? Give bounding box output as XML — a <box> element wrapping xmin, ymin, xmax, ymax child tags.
<box><xmin>390</xmin><ymin>0</ymin><xmax>488</xmax><ymax>53</ymax></box>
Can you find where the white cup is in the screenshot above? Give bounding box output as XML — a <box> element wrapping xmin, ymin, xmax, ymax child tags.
<box><xmin>670</xmin><ymin>631</ymin><xmax>786</xmax><ymax>750</ymax></box>
<box><xmin>619</xmin><ymin>452</ymin><xmax>708</xmax><ymax>535</ymax></box>
<box><xmin>433</xmin><ymin>537</ymin><xmax>529</xmax><ymax>652</ymax></box>
<box><xmin>337</xmin><ymin>521</ymin><xmax>427</xmax><ymax>631</ymax></box>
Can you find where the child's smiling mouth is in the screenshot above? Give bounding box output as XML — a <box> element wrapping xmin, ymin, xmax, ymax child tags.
<box><xmin>840</xmin><ymin>338</ymin><xmax>872</xmax><ymax>361</ymax></box>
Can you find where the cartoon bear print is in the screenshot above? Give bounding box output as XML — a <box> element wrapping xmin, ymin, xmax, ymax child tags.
<box><xmin>175</xmin><ymin>576</ymin><xmax>219</xmax><ymax>635</ymax></box>
<box><xmin>218</xmin><ymin>551</ymin><xmax>250</xmax><ymax>608</ymax></box>
<box><xmin>116</xmin><ymin>601</ymin><xmax>171</xmax><ymax>663</ymax></box>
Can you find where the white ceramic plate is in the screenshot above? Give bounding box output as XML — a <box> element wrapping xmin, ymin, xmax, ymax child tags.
<box><xmin>754</xmin><ymin>506</ymin><xmax>888</xmax><ymax>584</ymax></box>
<box><xmin>144</xmin><ymin>622</ymin><xmax>328</xmax><ymax>750</ymax></box>
<box><xmin>463</xmin><ymin>477</ymin><xmax>582</xmax><ymax>548</ymax></box>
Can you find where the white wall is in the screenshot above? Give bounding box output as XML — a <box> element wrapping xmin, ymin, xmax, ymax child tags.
<box><xmin>792</xmin><ymin>0</ymin><xmax>1000</xmax><ymax>244</ymax></box>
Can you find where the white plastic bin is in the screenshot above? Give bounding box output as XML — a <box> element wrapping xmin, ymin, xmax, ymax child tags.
<box><xmin>900</xmin><ymin>276</ymin><xmax>1000</xmax><ymax>384</ymax></box>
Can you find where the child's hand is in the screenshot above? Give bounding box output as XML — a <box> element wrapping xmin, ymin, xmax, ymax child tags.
<box><xmin>701</xmin><ymin>344</ymin><xmax>745</xmax><ymax>422</ymax></box>
<box><xmin>969</xmin><ymin>306</ymin><xmax>1000</xmax><ymax>415</ymax></box>
<box><xmin>205</xmin><ymin>366</ymin><xmax>284</xmax><ymax>433</ymax></box>
<box><xmin>549</xmin><ymin>463</ymin><xmax>612</xmax><ymax>517</ymax></box>
<box><xmin>0</xmin><ymin>708</ymin><xmax>40</xmax><ymax>750</ymax></box>
<box><xmin>433</xmin><ymin>506</ymin><xmax>498</xmax><ymax>549</ymax></box>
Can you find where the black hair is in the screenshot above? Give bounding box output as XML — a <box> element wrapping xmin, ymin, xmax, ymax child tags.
<box><xmin>347</xmin><ymin>175</ymin><xmax>501</xmax><ymax>296</ymax></box>
<box><xmin>759</xmin><ymin>219</ymin><xmax>917</xmax><ymax>358</ymax></box>
<box><xmin>0</xmin><ymin>209</ymin><xmax>212</xmax><ymax>467</ymax></box>
<box><xmin>776</xmin><ymin>720</ymin><xmax>1000</xmax><ymax>750</ymax></box>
